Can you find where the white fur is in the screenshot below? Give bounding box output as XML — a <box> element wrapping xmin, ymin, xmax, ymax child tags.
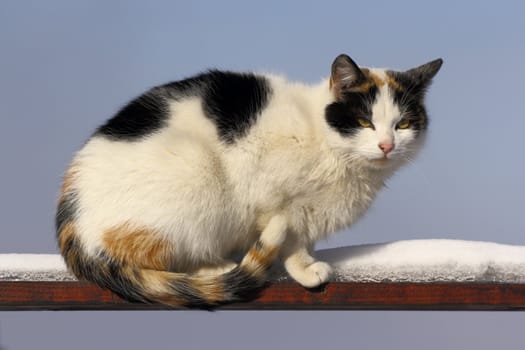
<box><xmin>70</xmin><ymin>69</ymin><xmax>425</xmax><ymax>286</ymax></box>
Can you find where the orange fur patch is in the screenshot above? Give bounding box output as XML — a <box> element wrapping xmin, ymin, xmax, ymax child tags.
<box><xmin>56</xmin><ymin>221</ymin><xmax>91</xmax><ymax>281</ymax></box>
<box><xmin>385</xmin><ymin>75</ymin><xmax>404</xmax><ymax>92</ymax></box>
<box><xmin>333</xmin><ymin>68</ymin><xmax>388</xmax><ymax>96</ymax></box>
<box><xmin>347</xmin><ymin>80</ymin><xmax>375</xmax><ymax>93</ymax></box>
<box><xmin>192</xmin><ymin>277</ymin><xmax>225</xmax><ymax>303</ymax></box>
<box><xmin>361</xmin><ymin>68</ymin><xmax>386</xmax><ymax>88</ymax></box>
<box><xmin>57</xmin><ymin>221</ymin><xmax>79</xmax><ymax>265</ymax></box>
<box><xmin>102</xmin><ymin>224</ymin><xmax>175</xmax><ymax>271</ymax></box>
<box><xmin>242</xmin><ymin>243</ymin><xmax>279</xmax><ymax>275</ymax></box>
<box><xmin>352</xmin><ymin>70</ymin><xmax>407</xmax><ymax>95</ymax></box>
<box><xmin>58</xmin><ymin>222</ymin><xmax>74</xmax><ymax>252</ymax></box>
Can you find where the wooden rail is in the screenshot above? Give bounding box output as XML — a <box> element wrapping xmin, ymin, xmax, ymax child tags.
<box><xmin>2</xmin><ymin>281</ymin><xmax>525</xmax><ymax>311</ymax></box>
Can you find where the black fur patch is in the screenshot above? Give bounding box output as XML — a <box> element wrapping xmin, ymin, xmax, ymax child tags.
<box><xmin>95</xmin><ymin>91</ymin><xmax>169</xmax><ymax>141</ymax></box>
<box><xmin>95</xmin><ymin>75</ymin><xmax>206</xmax><ymax>141</ymax></box>
<box><xmin>55</xmin><ymin>192</ymin><xmax>78</xmax><ymax>238</ymax></box>
<box><xmin>387</xmin><ymin>71</ymin><xmax>429</xmax><ymax>132</ymax></box>
<box><xmin>103</xmin><ymin>258</ymin><xmax>149</xmax><ymax>303</ymax></box>
<box><xmin>167</xmin><ymin>277</ymin><xmax>210</xmax><ymax>308</ymax></box>
<box><xmin>95</xmin><ymin>71</ymin><xmax>270</xmax><ymax>143</ymax></box>
<box><xmin>69</xmin><ymin>244</ymin><xmax>150</xmax><ymax>304</ymax></box>
<box><xmin>325</xmin><ymin>88</ymin><xmax>378</xmax><ymax>136</ymax></box>
<box><xmin>396</xmin><ymin>97</ymin><xmax>428</xmax><ymax>132</ymax></box>
<box><xmin>202</xmin><ymin>71</ymin><xmax>272</xmax><ymax>144</ymax></box>
<box><xmin>222</xmin><ymin>267</ymin><xmax>265</xmax><ymax>301</ymax></box>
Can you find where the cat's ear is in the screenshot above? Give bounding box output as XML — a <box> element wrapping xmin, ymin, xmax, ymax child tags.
<box><xmin>403</xmin><ymin>58</ymin><xmax>443</xmax><ymax>88</ymax></box>
<box><xmin>330</xmin><ymin>54</ymin><xmax>366</xmax><ymax>94</ymax></box>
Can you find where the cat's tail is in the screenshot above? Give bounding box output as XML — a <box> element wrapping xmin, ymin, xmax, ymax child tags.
<box><xmin>136</xmin><ymin>234</ymin><xmax>282</xmax><ymax>308</ymax></box>
<box><xmin>129</xmin><ymin>230</ymin><xmax>284</xmax><ymax>308</ymax></box>
<box><xmin>58</xmin><ymin>220</ymin><xmax>285</xmax><ymax>309</ymax></box>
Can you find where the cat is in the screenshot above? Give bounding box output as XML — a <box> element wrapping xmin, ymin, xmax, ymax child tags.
<box><xmin>56</xmin><ymin>54</ymin><xmax>442</xmax><ymax>308</ymax></box>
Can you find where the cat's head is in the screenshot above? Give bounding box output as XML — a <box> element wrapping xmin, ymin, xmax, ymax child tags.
<box><xmin>325</xmin><ymin>54</ymin><xmax>442</xmax><ymax>170</ymax></box>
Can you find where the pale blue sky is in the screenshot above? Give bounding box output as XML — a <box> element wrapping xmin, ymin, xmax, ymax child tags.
<box><xmin>1</xmin><ymin>1</ymin><xmax>525</xmax><ymax>349</ymax></box>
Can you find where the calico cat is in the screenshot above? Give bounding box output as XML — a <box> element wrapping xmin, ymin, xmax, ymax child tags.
<box><xmin>56</xmin><ymin>54</ymin><xmax>442</xmax><ymax>308</ymax></box>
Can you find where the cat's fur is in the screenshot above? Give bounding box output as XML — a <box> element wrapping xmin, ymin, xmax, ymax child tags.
<box><xmin>56</xmin><ymin>54</ymin><xmax>442</xmax><ymax>308</ymax></box>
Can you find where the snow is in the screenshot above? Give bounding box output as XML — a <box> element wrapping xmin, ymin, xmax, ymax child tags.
<box><xmin>2</xmin><ymin>239</ymin><xmax>525</xmax><ymax>283</ymax></box>
<box><xmin>0</xmin><ymin>254</ymin><xmax>73</xmax><ymax>281</ymax></box>
<box><xmin>315</xmin><ymin>239</ymin><xmax>525</xmax><ymax>283</ymax></box>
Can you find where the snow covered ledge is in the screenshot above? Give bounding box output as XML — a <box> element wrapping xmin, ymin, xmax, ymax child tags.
<box><xmin>2</xmin><ymin>239</ymin><xmax>525</xmax><ymax>310</ymax></box>
<box><xmin>2</xmin><ymin>240</ymin><xmax>525</xmax><ymax>283</ymax></box>
<box><xmin>315</xmin><ymin>239</ymin><xmax>525</xmax><ymax>283</ymax></box>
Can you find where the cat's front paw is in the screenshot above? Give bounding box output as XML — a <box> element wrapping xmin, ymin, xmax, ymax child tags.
<box><xmin>291</xmin><ymin>261</ymin><xmax>333</xmax><ymax>288</ymax></box>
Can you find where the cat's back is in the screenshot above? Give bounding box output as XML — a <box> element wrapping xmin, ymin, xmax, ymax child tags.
<box><xmin>72</xmin><ymin>69</ymin><xmax>322</xmax><ymax>197</ymax></box>
<box><xmin>74</xmin><ymin>70</ymin><xmax>276</xmax><ymax>189</ymax></box>
<box><xmin>59</xmin><ymin>70</ymin><xmax>285</xmax><ymax>253</ymax></box>
<box><xmin>93</xmin><ymin>70</ymin><xmax>272</xmax><ymax>144</ymax></box>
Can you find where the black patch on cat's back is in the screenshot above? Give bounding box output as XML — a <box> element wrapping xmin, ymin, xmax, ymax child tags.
<box><xmin>95</xmin><ymin>91</ymin><xmax>169</xmax><ymax>141</ymax></box>
<box><xmin>94</xmin><ymin>71</ymin><xmax>270</xmax><ymax>143</ymax></box>
<box><xmin>95</xmin><ymin>76</ymin><xmax>206</xmax><ymax>141</ymax></box>
<box><xmin>202</xmin><ymin>71</ymin><xmax>272</xmax><ymax>144</ymax></box>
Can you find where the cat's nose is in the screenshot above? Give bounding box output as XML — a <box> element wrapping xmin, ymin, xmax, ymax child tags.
<box><xmin>378</xmin><ymin>142</ymin><xmax>394</xmax><ymax>155</ymax></box>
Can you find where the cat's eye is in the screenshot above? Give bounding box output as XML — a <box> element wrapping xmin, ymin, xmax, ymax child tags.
<box><xmin>396</xmin><ymin>119</ymin><xmax>410</xmax><ymax>129</ymax></box>
<box><xmin>357</xmin><ymin>118</ymin><xmax>374</xmax><ymax>129</ymax></box>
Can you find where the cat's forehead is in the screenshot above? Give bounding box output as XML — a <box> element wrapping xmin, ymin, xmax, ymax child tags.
<box><xmin>341</xmin><ymin>66</ymin><xmax>403</xmax><ymax>106</ymax></box>
<box><xmin>361</xmin><ymin>68</ymin><xmax>402</xmax><ymax>123</ymax></box>
<box><xmin>359</xmin><ymin>67</ymin><xmax>401</xmax><ymax>92</ymax></box>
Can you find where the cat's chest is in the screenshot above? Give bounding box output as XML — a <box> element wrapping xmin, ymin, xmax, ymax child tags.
<box><xmin>288</xmin><ymin>172</ymin><xmax>382</xmax><ymax>238</ymax></box>
<box><xmin>222</xmin><ymin>133</ymin><xmax>385</xmax><ymax>238</ymax></box>
<box><xmin>240</xmin><ymin>161</ymin><xmax>384</xmax><ymax>240</ymax></box>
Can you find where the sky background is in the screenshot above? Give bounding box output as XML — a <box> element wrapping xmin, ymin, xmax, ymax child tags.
<box><xmin>1</xmin><ymin>0</ymin><xmax>525</xmax><ymax>349</ymax></box>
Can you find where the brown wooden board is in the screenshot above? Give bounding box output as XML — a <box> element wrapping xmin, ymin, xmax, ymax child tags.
<box><xmin>2</xmin><ymin>281</ymin><xmax>525</xmax><ymax>311</ymax></box>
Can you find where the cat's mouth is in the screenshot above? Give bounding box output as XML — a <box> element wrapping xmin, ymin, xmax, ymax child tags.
<box><xmin>368</xmin><ymin>155</ymin><xmax>395</xmax><ymax>168</ymax></box>
<box><xmin>372</xmin><ymin>157</ymin><xmax>389</xmax><ymax>164</ymax></box>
